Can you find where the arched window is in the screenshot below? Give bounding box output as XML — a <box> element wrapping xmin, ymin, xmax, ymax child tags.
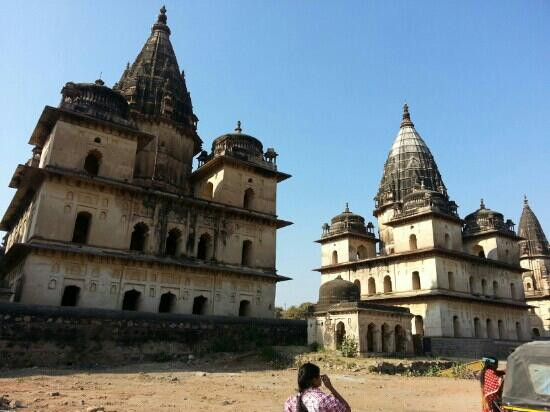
<box><xmin>335</xmin><ymin>321</ymin><xmax>346</xmax><ymax>350</ymax></box>
<box><xmin>165</xmin><ymin>228</ymin><xmax>182</xmax><ymax>256</ymax></box>
<box><xmin>473</xmin><ymin>245</ymin><xmax>485</xmax><ymax>258</ymax></box>
<box><xmin>242</xmin><ymin>240</ymin><xmax>252</xmax><ymax>266</ymax></box>
<box><xmin>243</xmin><ymin>188</ymin><xmax>255</xmax><ymax>210</ymax></box>
<box><xmin>474</xmin><ymin>317</ymin><xmax>482</xmax><ymax>338</ymax></box>
<box><xmin>72</xmin><ymin>212</ymin><xmax>92</xmax><ymax>244</ymax></box>
<box><xmin>414</xmin><ymin>315</ymin><xmax>424</xmax><ymax>336</ymax></box>
<box><xmin>130</xmin><ymin>223</ymin><xmax>148</xmax><ymax>252</ymax></box>
<box><xmin>412</xmin><ymin>271</ymin><xmax>421</xmax><ymax>290</ymax></box>
<box><xmin>331</xmin><ymin>251</ymin><xmax>338</xmax><ymax>265</ymax></box>
<box><xmin>122</xmin><ymin>289</ymin><xmax>140</xmax><ymax>311</ymax></box>
<box><xmin>61</xmin><ymin>285</ymin><xmax>80</xmax><ymax>307</ymax></box>
<box><xmin>354</xmin><ymin>279</ymin><xmax>361</xmax><ymax>295</ymax></box>
<box><xmin>498</xmin><ymin>320</ymin><xmax>505</xmax><ymax>339</ymax></box>
<box><xmin>381</xmin><ymin>323</ymin><xmax>392</xmax><ymax>353</ymax></box>
<box><xmin>526</xmin><ymin>282</ymin><xmax>532</xmax><ymax>290</ymax></box>
<box><xmin>486</xmin><ymin>319</ymin><xmax>494</xmax><ymax>339</ymax></box>
<box><xmin>368</xmin><ymin>278</ymin><xmax>376</xmax><ymax>295</ymax></box>
<box><xmin>515</xmin><ymin>322</ymin><xmax>522</xmax><ymax>341</ymax></box>
<box><xmin>493</xmin><ymin>281</ymin><xmax>499</xmax><ymax>297</ymax></box>
<box><xmin>367</xmin><ymin>323</ymin><xmax>376</xmax><ymax>352</ymax></box>
<box><xmin>84</xmin><ymin>150</ymin><xmax>101</xmax><ymax>176</ymax></box>
<box><xmin>444</xmin><ymin>233</ymin><xmax>450</xmax><ymax>249</ymax></box>
<box><xmin>409</xmin><ymin>234</ymin><xmax>417</xmax><ymax>251</ymax></box>
<box><xmin>453</xmin><ymin>316</ymin><xmax>460</xmax><ymax>337</ymax></box>
<box><xmin>204</xmin><ymin>182</ymin><xmax>214</xmax><ymax>200</ymax></box>
<box><xmin>448</xmin><ymin>272</ymin><xmax>455</xmax><ymax>291</ymax></box>
<box><xmin>239</xmin><ymin>300</ymin><xmax>251</xmax><ymax>317</ymax></box>
<box><xmin>532</xmin><ymin>328</ymin><xmax>540</xmax><ymax>338</ymax></box>
<box><xmin>481</xmin><ymin>279</ymin><xmax>488</xmax><ymax>295</ymax></box>
<box><xmin>357</xmin><ymin>245</ymin><xmax>367</xmax><ymax>259</ymax></box>
<box><xmin>197</xmin><ymin>233</ymin><xmax>211</xmax><ymax>260</ymax></box>
<box><xmin>383</xmin><ymin>275</ymin><xmax>392</xmax><ymax>293</ymax></box>
<box><xmin>469</xmin><ymin>276</ymin><xmax>475</xmax><ymax>294</ymax></box>
<box><xmin>158</xmin><ymin>292</ymin><xmax>176</xmax><ymax>313</ymax></box>
<box><xmin>510</xmin><ymin>283</ymin><xmax>517</xmax><ymax>300</ymax></box>
<box><xmin>192</xmin><ymin>295</ymin><xmax>208</xmax><ymax>315</ymax></box>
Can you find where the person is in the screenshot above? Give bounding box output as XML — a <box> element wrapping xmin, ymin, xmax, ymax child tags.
<box><xmin>284</xmin><ymin>362</ymin><xmax>351</xmax><ymax>412</ymax></box>
<box><xmin>480</xmin><ymin>356</ymin><xmax>505</xmax><ymax>412</ymax></box>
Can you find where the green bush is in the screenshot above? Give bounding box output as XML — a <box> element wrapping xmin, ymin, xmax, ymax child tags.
<box><xmin>339</xmin><ymin>336</ymin><xmax>357</xmax><ymax>358</ymax></box>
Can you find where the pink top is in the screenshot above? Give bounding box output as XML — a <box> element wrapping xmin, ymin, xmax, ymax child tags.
<box><xmin>284</xmin><ymin>387</ymin><xmax>347</xmax><ymax>412</ymax></box>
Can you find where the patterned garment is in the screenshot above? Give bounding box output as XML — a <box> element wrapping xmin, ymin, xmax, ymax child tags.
<box><xmin>284</xmin><ymin>387</ymin><xmax>347</xmax><ymax>412</ymax></box>
<box><xmin>481</xmin><ymin>369</ymin><xmax>503</xmax><ymax>412</ymax></box>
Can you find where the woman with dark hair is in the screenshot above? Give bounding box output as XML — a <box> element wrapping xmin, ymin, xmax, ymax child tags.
<box><xmin>479</xmin><ymin>356</ymin><xmax>505</xmax><ymax>412</ymax></box>
<box><xmin>284</xmin><ymin>362</ymin><xmax>351</xmax><ymax>412</ymax></box>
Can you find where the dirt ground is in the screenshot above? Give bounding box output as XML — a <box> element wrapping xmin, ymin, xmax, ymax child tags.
<box><xmin>0</xmin><ymin>355</ymin><xmax>482</xmax><ymax>412</ymax></box>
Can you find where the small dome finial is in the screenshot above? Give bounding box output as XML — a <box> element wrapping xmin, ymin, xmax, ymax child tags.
<box><xmin>524</xmin><ymin>194</ymin><xmax>528</xmax><ymax>206</ymax></box>
<box><xmin>400</xmin><ymin>103</ymin><xmax>414</xmax><ymax>128</ymax></box>
<box><xmin>345</xmin><ymin>202</ymin><xmax>350</xmax><ymax>213</ymax></box>
<box><xmin>480</xmin><ymin>198</ymin><xmax>485</xmax><ymax>209</ymax></box>
<box><xmin>235</xmin><ymin>120</ymin><xmax>242</xmax><ymax>133</ymax></box>
<box><xmin>158</xmin><ymin>5</ymin><xmax>167</xmax><ymax>24</ymax></box>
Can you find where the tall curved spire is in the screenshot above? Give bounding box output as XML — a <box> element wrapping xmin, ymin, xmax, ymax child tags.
<box><xmin>114</xmin><ymin>6</ymin><xmax>198</xmax><ymax>130</ymax></box>
<box><xmin>518</xmin><ymin>196</ymin><xmax>549</xmax><ymax>257</ymax></box>
<box><xmin>375</xmin><ymin>104</ymin><xmax>448</xmax><ymax>211</ymax></box>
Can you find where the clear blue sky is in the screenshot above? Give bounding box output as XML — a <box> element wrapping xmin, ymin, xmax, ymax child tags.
<box><xmin>0</xmin><ymin>1</ymin><xmax>548</xmax><ymax>307</ymax></box>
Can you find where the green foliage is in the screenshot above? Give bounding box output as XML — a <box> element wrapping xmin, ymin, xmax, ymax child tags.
<box><xmin>339</xmin><ymin>336</ymin><xmax>357</xmax><ymax>358</ymax></box>
<box><xmin>279</xmin><ymin>302</ymin><xmax>314</xmax><ymax>320</ymax></box>
<box><xmin>308</xmin><ymin>341</ymin><xmax>321</xmax><ymax>352</ymax></box>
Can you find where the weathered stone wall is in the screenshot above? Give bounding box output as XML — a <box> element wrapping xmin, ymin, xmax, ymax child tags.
<box><xmin>424</xmin><ymin>336</ymin><xmax>522</xmax><ymax>359</ymax></box>
<box><xmin>0</xmin><ymin>302</ymin><xmax>306</xmax><ymax>368</ymax></box>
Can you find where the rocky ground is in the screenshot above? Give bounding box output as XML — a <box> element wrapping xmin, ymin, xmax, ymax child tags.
<box><xmin>0</xmin><ymin>350</ymin><xmax>482</xmax><ymax>412</ymax></box>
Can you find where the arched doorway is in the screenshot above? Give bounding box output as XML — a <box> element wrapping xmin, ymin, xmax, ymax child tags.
<box><xmin>354</xmin><ymin>279</ymin><xmax>361</xmax><ymax>295</ymax></box>
<box><xmin>243</xmin><ymin>188</ymin><xmax>255</xmax><ymax>209</ymax></box>
<box><xmin>368</xmin><ymin>278</ymin><xmax>376</xmax><ymax>295</ymax></box>
<box><xmin>61</xmin><ymin>285</ymin><xmax>80</xmax><ymax>307</ymax></box>
<box><xmin>383</xmin><ymin>276</ymin><xmax>392</xmax><ymax>293</ymax></box>
<box><xmin>197</xmin><ymin>233</ymin><xmax>211</xmax><ymax>260</ymax></box>
<box><xmin>409</xmin><ymin>234</ymin><xmax>417</xmax><ymax>250</ymax></box>
<box><xmin>357</xmin><ymin>245</ymin><xmax>367</xmax><ymax>259</ymax></box>
<box><xmin>532</xmin><ymin>328</ymin><xmax>540</xmax><ymax>339</ymax></box>
<box><xmin>474</xmin><ymin>317</ymin><xmax>482</xmax><ymax>338</ymax></box>
<box><xmin>130</xmin><ymin>223</ymin><xmax>148</xmax><ymax>252</ymax></box>
<box><xmin>239</xmin><ymin>300</ymin><xmax>251</xmax><ymax>317</ymax></box>
<box><xmin>192</xmin><ymin>295</ymin><xmax>208</xmax><ymax>315</ymax></box>
<box><xmin>498</xmin><ymin>320</ymin><xmax>505</xmax><ymax>339</ymax></box>
<box><xmin>332</xmin><ymin>251</ymin><xmax>338</xmax><ymax>265</ymax></box>
<box><xmin>486</xmin><ymin>319</ymin><xmax>494</xmax><ymax>339</ymax></box>
<box><xmin>241</xmin><ymin>240</ymin><xmax>252</xmax><ymax>266</ymax></box>
<box><xmin>367</xmin><ymin>323</ymin><xmax>376</xmax><ymax>352</ymax></box>
<box><xmin>412</xmin><ymin>271</ymin><xmax>421</xmax><ymax>290</ymax></box>
<box><xmin>335</xmin><ymin>321</ymin><xmax>346</xmax><ymax>350</ymax></box>
<box><xmin>165</xmin><ymin>228</ymin><xmax>181</xmax><ymax>256</ymax></box>
<box><xmin>158</xmin><ymin>292</ymin><xmax>176</xmax><ymax>313</ymax></box>
<box><xmin>72</xmin><ymin>212</ymin><xmax>92</xmax><ymax>244</ymax></box>
<box><xmin>453</xmin><ymin>316</ymin><xmax>460</xmax><ymax>337</ymax></box>
<box><xmin>122</xmin><ymin>289</ymin><xmax>140</xmax><ymax>311</ymax></box>
<box><xmin>515</xmin><ymin>322</ymin><xmax>522</xmax><ymax>341</ymax></box>
<box><xmin>395</xmin><ymin>325</ymin><xmax>406</xmax><ymax>353</ymax></box>
<box><xmin>84</xmin><ymin>150</ymin><xmax>101</xmax><ymax>176</ymax></box>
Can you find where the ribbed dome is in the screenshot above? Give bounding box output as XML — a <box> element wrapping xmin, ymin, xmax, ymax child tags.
<box><xmin>114</xmin><ymin>6</ymin><xmax>198</xmax><ymax>130</ymax></box>
<box><xmin>375</xmin><ymin>105</ymin><xmax>447</xmax><ymax>212</ymax></box>
<box><xmin>463</xmin><ymin>199</ymin><xmax>515</xmax><ymax>236</ymax></box>
<box><xmin>318</xmin><ymin>275</ymin><xmax>360</xmax><ymax>305</ymax></box>
<box><xmin>321</xmin><ymin>204</ymin><xmax>375</xmax><ymax>239</ymax></box>
<box><xmin>211</xmin><ymin>121</ymin><xmax>264</xmax><ymax>159</ymax></box>
<box><xmin>518</xmin><ymin>196</ymin><xmax>549</xmax><ymax>257</ymax></box>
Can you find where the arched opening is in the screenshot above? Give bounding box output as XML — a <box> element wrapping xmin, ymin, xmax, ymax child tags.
<box><xmin>130</xmin><ymin>223</ymin><xmax>148</xmax><ymax>252</ymax></box>
<box><xmin>72</xmin><ymin>212</ymin><xmax>92</xmax><ymax>244</ymax></box>
<box><xmin>367</xmin><ymin>323</ymin><xmax>376</xmax><ymax>352</ymax></box>
<box><xmin>158</xmin><ymin>292</ymin><xmax>176</xmax><ymax>313</ymax></box>
<box><xmin>204</xmin><ymin>182</ymin><xmax>214</xmax><ymax>200</ymax></box>
<box><xmin>532</xmin><ymin>328</ymin><xmax>540</xmax><ymax>338</ymax></box>
<box><xmin>354</xmin><ymin>279</ymin><xmax>361</xmax><ymax>295</ymax></box>
<box><xmin>453</xmin><ymin>316</ymin><xmax>460</xmax><ymax>337</ymax></box>
<box><xmin>412</xmin><ymin>271</ymin><xmax>421</xmax><ymax>290</ymax></box>
<box><xmin>383</xmin><ymin>275</ymin><xmax>392</xmax><ymax>293</ymax></box>
<box><xmin>510</xmin><ymin>283</ymin><xmax>517</xmax><ymax>300</ymax></box>
<box><xmin>486</xmin><ymin>319</ymin><xmax>494</xmax><ymax>339</ymax></box>
<box><xmin>526</xmin><ymin>282</ymin><xmax>532</xmax><ymax>290</ymax></box>
<box><xmin>61</xmin><ymin>285</ymin><xmax>80</xmax><ymax>307</ymax></box>
<box><xmin>243</xmin><ymin>188</ymin><xmax>255</xmax><ymax>210</ymax></box>
<box><xmin>192</xmin><ymin>295</ymin><xmax>208</xmax><ymax>315</ymax></box>
<box><xmin>469</xmin><ymin>276</ymin><xmax>475</xmax><ymax>294</ymax></box>
<box><xmin>122</xmin><ymin>289</ymin><xmax>140</xmax><ymax>311</ymax></box>
<box><xmin>481</xmin><ymin>279</ymin><xmax>488</xmax><ymax>295</ymax></box>
<box><xmin>473</xmin><ymin>245</ymin><xmax>485</xmax><ymax>258</ymax></box>
<box><xmin>498</xmin><ymin>320</ymin><xmax>505</xmax><ymax>339</ymax></box>
<box><xmin>381</xmin><ymin>323</ymin><xmax>392</xmax><ymax>353</ymax></box>
<box><xmin>165</xmin><ymin>228</ymin><xmax>182</xmax><ymax>257</ymax></box>
<box><xmin>335</xmin><ymin>321</ymin><xmax>346</xmax><ymax>350</ymax></box>
<box><xmin>331</xmin><ymin>251</ymin><xmax>338</xmax><ymax>265</ymax></box>
<box><xmin>197</xmin><ymin>233</ymin><xmax>211</xmax><ymax>260</ymax></box>
<box><xmin>84</xmin><ymin>150</ymin><xmax>101</xmax><ymax>176</ymax></box>
<box><xmin>239</xmin><ymin>300</ymin><xmax>251</xmax><ymax>317</ymax></box>
<box><xmin>368</xmin><ymin>278</ymin><xmax>376</xmax><ymax>295</ymax></box>
<box><xmin>474</xmin><ymin>317</ymin><xmax>482</xmax><ymax>338</ymax></box>
<box><xmin>493</xmin><ymin>281</ymin><xmax>499</xmax><ymax>297</ymax></box>
<box><xmin>357</xmin><ymin>245</ymin><xmax>367</xmax><ymax>259</ymax></box>
<box><xmin>444</xmin><ymin>233</ymin><xmax>450</xmax><ymax>249</ymax></box>
<box><xmin>409</xmin><ymin>234</ymin><xmax>418</xmax><ymax>251</ymax></box>
<box><xmin>515</xmin><ymin>322</ymin><xmax>522</xmax><ymax>341</ymax></box>
<box><xmin>448</xmin><ymin>272</ymin><xmax>455</xmax><ymax>291</ymax></box>
<box><xmin>414</xmin><ymin>315</ymin><xmax>424</xmax><ymax>336</ymax></box>
<box><xmin>395</xmin><ymin>325</ymin><xmax>406</xmax><ymax>353</ymax></box>
<box><xmin>241</xmin><ymin>240</ymin><xmax>252</xmax><ymax>266</ymax></box>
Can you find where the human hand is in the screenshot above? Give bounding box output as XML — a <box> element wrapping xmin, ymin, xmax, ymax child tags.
<box><xmin>321</xmin><ymin>375</ymin><xmax>333</xmax><ymax>389</ymax></box>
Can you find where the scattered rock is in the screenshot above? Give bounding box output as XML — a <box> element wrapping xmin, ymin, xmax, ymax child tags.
<box><xmin>170</xmin><ymin>377</ymin><xmax>179</xmax><ymax>382</ymax></box>
<box><xmin>50</xmin><ymin>392</ymin><xmax>60</xmax><ymax>397</ymax></box>
<box><xmin>188</xmin><ymin>354</ymin><xmax>195</xmax><ymax>360</ymax></box>
<box><xmin>195</xmin><ymin>372</ymin><xmax>207</xmax><ymax>377</ymax></box>
<box><xmin>86</xmin><ymin>407</ymin><xmax>105</xmax><ymax>412</ymax></box>
<box><xmin>9</xmin><ymin>399</ymin><xmax>22</xmax><ymax>408</ymax></box>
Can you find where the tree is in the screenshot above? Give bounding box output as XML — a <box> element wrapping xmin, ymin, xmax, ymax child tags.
<box><xmin>279</xmin><ymin>302</ymin><xmax>314</xmax><ymax>320</ymax></box>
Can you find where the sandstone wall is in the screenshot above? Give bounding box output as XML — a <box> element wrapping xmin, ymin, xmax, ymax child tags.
<box><xmin>0</xmin><ymin>302</ymin><xmax>306</xmax><ymax>368</ymax></box>
<box><xmin>423</xmin><ymin>336</ymin><xmax>522</xmax><ymax>359</ymax></box>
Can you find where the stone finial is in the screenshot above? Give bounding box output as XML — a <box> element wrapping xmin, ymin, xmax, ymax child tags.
<box><xmin>345</xmin><ymin>202</ymin><xmax>350</xmax><ymax>213</ymax></box>
<box><xmin>235</xmin><ymin>120</ymin><xmax>242</xmax><ymax>133</ymax></box>
<box><xmin>524</xmin><ymin>194</ymin><xmax>529</xmax><ymax>206</ymax></box>
<box><xmin>95</xmin><ymin>79</ymin><xmax>105</xmax><ymax>86</ymax></box>
<box><xmin>158</xmin><ymin>6</ymin><xmax>167</xmax><ymax>24</ymax></box>
<box><xmin>480</xmin><ymin>198</ymin><xmax>485</xmax><ymax>209</ymax></box>
<box><xmin>420</xmin><ymin>180</ymin><xmax>425</xmax><ymax>190</ymax></box>
<box><xmin>400</xmin><ymin>103</ymin><xmax>414</xmax><ymax>128</ymax></box>
<box><xmin>126</xmin><ymin>62</ymin><xmax>130</xmax><ymax>70</ymax></box>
